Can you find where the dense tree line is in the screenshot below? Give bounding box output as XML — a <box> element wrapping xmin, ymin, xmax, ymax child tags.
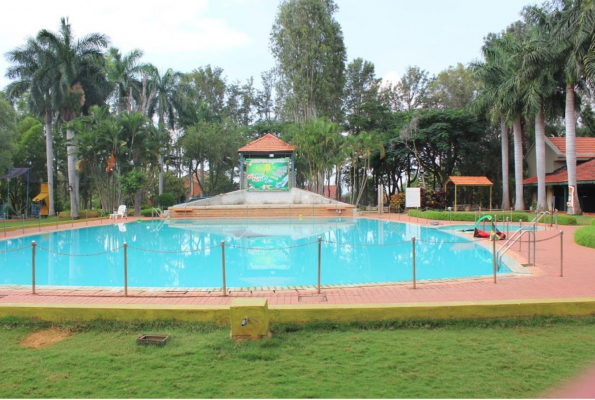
<box><xmin>1</xmin><ymin>0</ymin><xmax>594</xmax><ymax>217</ymax></box>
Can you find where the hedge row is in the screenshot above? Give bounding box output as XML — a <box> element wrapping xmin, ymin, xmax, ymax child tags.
<box><xmin>140</xmin><ymin>208</ymin><xmax>162</xmax><ymax>217</ymax></box>
<box><xmin>406</xmin><ymin>210</ymin><xmax>577</xmax><ymax>225</ymax></box>
<box><xmin>575</xmin><ymin>226</ymin><xmax>595</xmax><ymax>249</ymax></box>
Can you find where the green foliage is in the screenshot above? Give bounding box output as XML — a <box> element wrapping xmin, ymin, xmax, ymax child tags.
<box><xmin>390</xmin><ymin>189</ymin><xmax>446</xmax><ymax>210</ymax></box>
<box><xmin>0</xmin><ymin>97</ymin><xmax>17</xmax><ymax>171</ymax></box>
<box><xmin>407</xmin><ymin>210</ymin><xmax>577</xmax><ymax>225</ymax></box>
<box><xmin>2</xmin><ymin>318</ymin><xmax>595</xmax><ymax>398</ymax></box>
<box><xmin>157</xmin><ymin>193</ymin><xmax>175</xmax><ymax>209</ymax></box>
<box><xmin>575</xmin><ymin>226</ymin><xmax>595</xmax><ymax>249</ymax></box>
<box><xmin>120</xmin><ymin>169</ymin><xmax>147</xmax><ymax>197</ymax></box>
<box><xmin>556</xmin><ymin>215</ymin><xmax>577</xmax><ymax>226</ymax></box>
<box><xmin>271</xmin><ymin>0</ymin><xmax>346</xmax><ymax>120</ymax></box>
<box><xmin>140</xmin><ymin>208</ymin><xmax>162</xmax><ymax>217</ymax></box>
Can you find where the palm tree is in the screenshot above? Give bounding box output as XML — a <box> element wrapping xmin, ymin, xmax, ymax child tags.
<box><xmin>147</xmin><ymin>67</ymin><xmax>179</xmax><ymax>195</ymax></box>
<box><xmin>472</xmin><ymin>32</ymin><xmax>526</xmax><ymax>210</ymax></box>
<box><xmin>549</xmin><ymin>0</ymin><xmax>593</xmax><ymax>214</ymax></box>
<box><xmin>37</xmin><ymin>17</ymin><xmax>109</xmax><ymax>218</ymax></box>
<box><xmin>106</xmin><ymin>47</ymin><xmax>146</xmax><ymax>114</ymax></box>
<box><xmin>521</xmin><ymin>6</ymin><xmax>566</xmax><ymax>212</ymax></box>
<box><xmin>119</xmin><ymin>112</ymin><xmax>156</xmax><ymax>215</ymax></box>
<box><xmin>5</xmin><ymin>37</ymin><xmax>56</xmax><ymax>216</ymax></box>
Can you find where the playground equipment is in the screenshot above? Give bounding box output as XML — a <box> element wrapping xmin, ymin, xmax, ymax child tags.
<box><xmin>473</xmin><ymin>215</ymin><xmax>506</xmax><ymax>240</ymax></box>
<box><xmin>0</xmin><ymin>168</ymin><xmax>31</xmax><ymax>219</ymax></box>
<box><xmin>31</xmin><ymin>183</ymin><xmax>50</xmax><ymax>217</ymax></box>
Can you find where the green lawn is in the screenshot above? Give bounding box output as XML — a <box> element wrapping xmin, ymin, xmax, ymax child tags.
<box><xmin>0</xmin><ymin>215</ymin><xmax>114</xmax><ymax>232</ymax></box>
<box><xmin>1</xmin><ymin>318</ymin><xmax>595</xmax><ymax>398</ymax></box>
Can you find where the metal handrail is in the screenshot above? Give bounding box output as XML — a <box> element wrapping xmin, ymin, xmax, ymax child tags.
<box><xmin>497</xmin><ymin>228</ymin><xmax>535</xmax><ymax>268</ymax></box>
<box><xmin>531</xmin><ymin>211</ymin><xmax>551</xmax><ymax>230</ymax></box>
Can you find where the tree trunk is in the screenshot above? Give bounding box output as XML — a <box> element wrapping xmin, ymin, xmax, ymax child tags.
<box><xmin>44</xmin><ymin>111</ymin><xmax>55</xmax><ymax>216</ymax></box>
<box><xmin>500</xmin><ymin>118</ymin><xmax>510</xmax><ymax>210</ymax></box>
<box><xmin>158</xmin><ymin>152</ymin><xmax>164</xmax><ymax>195</ymax></box>
<box><xmin>134</xmin><ymin>190</ymin><xmax>141</xmax><ymax>216</ymax></box>
<box><xmin>565</xmin><ymin>83</ymin><xmax>581</xmax><ymax>214</ymax></box>
<box><xmin>535</xmin><ymin>105</ymin><xmax>547</xmax><ymax>212</ymax></box>
<box><xmin>66</xmin><ymin>128</ymin><xmax>79</xmax><ymax>218</ymax></box>
<box><xmin>513</xmin><ymin>116</ymin><xmax>524</xmax><ymax>211</ymax></box>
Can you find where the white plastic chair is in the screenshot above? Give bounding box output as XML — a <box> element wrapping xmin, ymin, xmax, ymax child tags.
<box><xmin>110</xmin><ymin>205</ymin><xmax>127</xmax><ymax>219</ymax></box>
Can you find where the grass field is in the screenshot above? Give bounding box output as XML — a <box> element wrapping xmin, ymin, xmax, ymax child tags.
<box><xmin>1</xmin><ymin>317</ymin><xmax>595</xmax><ymax>398</ymax></box>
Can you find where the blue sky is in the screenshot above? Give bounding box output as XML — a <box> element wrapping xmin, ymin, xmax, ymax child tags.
<box><xmin>1</xmin><ymin>0</ymin><xmax>531</xmax><ymax>90</ymax></box>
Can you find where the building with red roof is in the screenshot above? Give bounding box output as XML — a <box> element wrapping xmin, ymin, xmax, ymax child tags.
<box><xmin>524</xmin><ymin>137</ymin><xmax>595</xmax><ymax>212</ymax></box>
<box><xmin>238</xmin><ymin>134</ymin><xmax>296</xmax><ymax>191</ymax></box>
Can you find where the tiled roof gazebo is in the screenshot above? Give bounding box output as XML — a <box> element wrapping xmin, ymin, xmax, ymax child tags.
<box><xmin>444</xmin><ymin>176</ymin><xmax>494</xmax><ymax>211</ymax></box>
<box><xmin>238</xmin><ymin>133</ymin><xmax>296</xmax><ymax>190</ymax></box>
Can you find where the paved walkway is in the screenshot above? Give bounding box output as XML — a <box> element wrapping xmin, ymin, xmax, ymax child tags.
<box><xmin>1</xmin><ymin>214</ymin><xmax>593</xmax><ymax>306</ymax></box>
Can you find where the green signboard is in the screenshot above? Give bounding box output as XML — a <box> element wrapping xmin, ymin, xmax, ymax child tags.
<box><xmin>246</xmin><ymin>158</ymin><xmax>290</xmax><ymax>191</ymax></box>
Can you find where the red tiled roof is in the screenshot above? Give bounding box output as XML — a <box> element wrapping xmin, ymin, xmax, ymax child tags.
<box><xmin>446</xmin><ymin>176</ymin><xmax>493</xmax><ymax>186</ymax></box>
<box><xmin>548</xmin><ymin>137</ymin><xmax>595</xmax><ymax>155</ymax></box>
<box><xmin>238</xmin><ymin>133</ymin><xmax>295</xmax><ymax>153</ymax></box>
<box><xmin>523</xmin><ymin>158</ymin><xmax>595</xmax><ymax>185</ymax></box>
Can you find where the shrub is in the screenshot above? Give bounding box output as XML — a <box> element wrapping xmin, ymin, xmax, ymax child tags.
<box><xmin>390</xmin><ymin>188</ymin><xmax>446</xmax><ymax>210</ymax></box>
<box><xmin>158</xmin><ymin>193</ymin><xmax>176</xmax><ymax>209</ymax></box>
<box><xmin>407</xmin><ymin>210</ymin><xmax>578</xmax><ymax>225</ymax></box>
<box><xmin>575</xmin><ymin>226</ymin><xmax>595</xmax><ymax>249</ymax></box>
<box><xmin>407</xmin><ymin>210</ymin><xmax>530</xmax><ymax>222</ymax></box>
<box><xmin>140</xmin><ymin>208</ymin><xmax>162</xmax><ymax>217</ymax></box>
<box><xmin>555</xmin><ymin>215</ymin><xmax>577</xmax><ymax>225</ymax></box>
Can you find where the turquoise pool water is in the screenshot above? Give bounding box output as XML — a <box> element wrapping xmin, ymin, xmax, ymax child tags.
<box><xmin>0</xmin><ymin>218</ymin><xmax>510</xmax><ymax>289</ymax></box>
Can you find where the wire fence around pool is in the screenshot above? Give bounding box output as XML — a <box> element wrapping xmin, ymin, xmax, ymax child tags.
<box><xmin>0</xmin><ymin>231</ymin><xmax>565</xmax><ymax>297</ymax></box>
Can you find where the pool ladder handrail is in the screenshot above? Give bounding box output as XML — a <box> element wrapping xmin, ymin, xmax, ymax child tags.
<box><xmin>497</xmin><ymin>228</ymin><xmax>535</xmax><ymax>268</ymax></box>
<box><xmin>531</xmin><ymin>211</ymin><xmax>551</xmax><ymax>230</ymax></box>
<box><xmin>151</xmin><ymin>207</ymin><xmax>164</xmax><ymax>218</ymax></box>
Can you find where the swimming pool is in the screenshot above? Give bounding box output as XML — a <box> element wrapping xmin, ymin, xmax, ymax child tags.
<box><xmin>0</xmin><ymin>218</ymin><xmax>510</xmax><ymax>289</ymax></box>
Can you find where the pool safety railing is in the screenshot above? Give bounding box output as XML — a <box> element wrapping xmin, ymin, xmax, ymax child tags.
<box><xmin>0</xmin><ymin>229</ymin><xmax>566</xmax><ymax>297</ymax></box>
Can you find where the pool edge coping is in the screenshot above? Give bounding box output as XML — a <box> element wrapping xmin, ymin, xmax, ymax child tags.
<box><xmin>1</xmin><ymin>297</ymin><xmax>594</xmax><ymax>324</ymax></box>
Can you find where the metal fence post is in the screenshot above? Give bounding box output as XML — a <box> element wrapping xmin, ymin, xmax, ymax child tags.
<box><xmin>100</xmin><ymin>211</ymin><xmax>103</xmax><ymax>224</ymax></box>
<box><xmin>31</xmin><ymin>241</ymin><xmax>36</xmax><ymax>295</ymax></box>
<box><xmin>317</xmin><ymin>237</ymin><xmax>322</xmax><ymax>294</ymax></box>
<box><xmin>492</xmin><ymin>238</ymin><xmax>497</xmax><ymax>284</ymax></box>
<box><xmin>560</xmin><ymin>230</ymin><xmax>564</xmax><ymax>277</ymax></box>
<box><xmin>39</xmin><ymin>213</ymin><xmax>41</xmax><ymax>232</ymax></box>
<box><xmin>123</xmin><ymin>242</ymin><xmax>128</xmax><ymax>297</ymax></box>
<box><xmin>412</xmin><ymin>236</ymin><xmax>416</xmax><ymax>289</ymax></box>
<box><xmin>86</xmin><ymin>209</ymin><xmax>88</xmax><ymax>226</ymax></box>
<box><xmin>3</xmin><ymin>218</ymin><xmax>6</xmax><ymax>237</ymax></box>
<box><xmin>22</xmin><ymin>216</ymin><xmax>24</xmax><ymax>234</ymax></box>
<box><xmin>56</xmin><ymin>212</ymin><xmax>59</xmax><ymax>230</ymax></box>
<box><xmin>221</xmin><ymin>241</ymin><xmax>227</xmax><ymax>296</ymax></box>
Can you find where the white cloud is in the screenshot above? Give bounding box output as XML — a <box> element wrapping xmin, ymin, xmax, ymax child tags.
<box><xmin>1</xmin><ymin>0</ymin><xmax>251</xmax><ymax>87</ymax></box>
<box><xmin>381</xmin><ymin>71</ymin><xmax>400</xmax><ymax>88</ymax></box>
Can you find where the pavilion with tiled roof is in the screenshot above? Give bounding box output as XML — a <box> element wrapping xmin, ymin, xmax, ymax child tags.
<box><xmin>444</xmin><ymin>176</ymin><xmax>494</xmax><ymax>211</ymax></box>
<box><xmin>524</xmin><ymin>137</ymin><xmax>595</xmax><ymax>212</ymax></box>
<box><xmin>238</xmin><ymin>133</ymin><xmax>296</xmax><ymax>190</ymax></box>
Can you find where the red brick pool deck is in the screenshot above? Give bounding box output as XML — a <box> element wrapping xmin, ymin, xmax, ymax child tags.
<box><xmin>0</xmin><ymin>214</ymin><xmax>593</xmax><ymax>306</ymax></box>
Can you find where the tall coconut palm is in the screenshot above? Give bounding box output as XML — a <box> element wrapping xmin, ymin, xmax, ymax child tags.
<box><xmin>521</xmin><ymin>5</ymin><xmax>566</xmax><ymax>212</ymax></box>
<box><xmin>5</xmin><ymin>37</ymin><xmax>57</xmax><ymax>216</ymax></box>
<box><xmin>106</xmin><ymin>47</ymin><xmax>146</xmax><ymax>114</ymax></box>
<box><xmin>472</xmin><ymin>32</ymin><xmax>526</xmax><ymax>210</ymax></box>
<box><xmin>37</xmin><ymin>17</ymin><xmax>109</xmax><ymax>217</ymax></box>
<box><xmin>147</xmin><ymin>67</ymin><xmax>180</xmax><ymax>195</ymax></box>
<box><xmin>549</xmin><ymin>0</ymin><xmax>593</xmax><ymax>214</ymax></box>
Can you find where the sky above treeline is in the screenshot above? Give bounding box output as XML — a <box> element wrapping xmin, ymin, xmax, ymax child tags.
<box><xmin>1</xmin><ymin>0</ymin><xmax>530</xmax><ymax>90</ymax></box>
